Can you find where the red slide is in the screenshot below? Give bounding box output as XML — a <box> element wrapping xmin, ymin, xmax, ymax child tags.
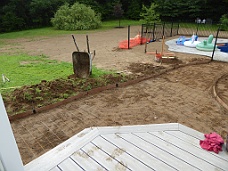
<box><xmin>119</xmin><ymin>34</ymin><xmax>148</xmax><ymax>49</ymax></box>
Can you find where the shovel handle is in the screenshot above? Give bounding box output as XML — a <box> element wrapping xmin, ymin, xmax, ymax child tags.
<box><xmin>86</xmin><ymin>35</ymin><xmax>90</xmax><ymax>54</ymax></box>
<box><xmin>72</xmin><ymin>35</ymin><xmax>79</xmax><ymax>52</ymax></box>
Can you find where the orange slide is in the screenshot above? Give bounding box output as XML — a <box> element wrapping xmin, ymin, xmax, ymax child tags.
<box><xmin>119</xmin><ymin>34</ymin><xmax>148</xmax><ymax>49</ymax></box>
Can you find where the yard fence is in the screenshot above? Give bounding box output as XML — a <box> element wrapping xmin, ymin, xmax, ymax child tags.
<box><xmin>138</xmin><ymin>22</ymin><xmax>228</xmax><ymax>60</ymax></box>
<box><xmin>141</xmin><ymin>22</ymin><xmax>228</xmax><ymax>42</ymax></box>
<box><xmin>141</xmin><ymin>22</ymin><xmax>179</xmax><ymax>42</ymax></box>
<box><xmin>178</xmin><ymin>22</ymin><xmax>228</xmax><ymax>39</ymax></box>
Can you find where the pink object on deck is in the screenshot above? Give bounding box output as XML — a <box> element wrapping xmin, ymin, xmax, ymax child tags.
<box><xmin>200</xmin><ymin>132</ymin><xmax>224</xmax><ymax>154</ymax></box>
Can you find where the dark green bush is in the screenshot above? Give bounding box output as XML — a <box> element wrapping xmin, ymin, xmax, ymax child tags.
<box><xmin>51</xmin><ymin>2</ymin><xmax>101</xmax><ymax>30</ymax></box>
<box><xmin>220</xmin><ymin>14</ymin><xmax>228</xmax><ymax>31</ymax></box>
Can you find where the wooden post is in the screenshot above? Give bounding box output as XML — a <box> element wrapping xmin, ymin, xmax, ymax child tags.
<box><xmin>196</xmin><ymin>23</ymin><xmax>199</xmax><ymax>35</ymax></box>
<box><xmin>0</xmin><ymin>94</ymin><xmax>24</xmax><ymax>171</ymax></box>
<box><xmin>177</xmin><ymin>23</ymin><xmax>179</xmax><ymax>35</ymax></box>
<box><xmin>161</xmin><ymin>35</ymin><xmax>165</xmax><ymax>56</ymax></box>
<box><xmin>170</xmin><ymin>22</ymin><xmax>173</xmax><ymax>37</ymax></box>
<box><xmin>140</xmin><ymin>24</ymin><xmax>144</xmax><ymax>45</ymax></box>
<box><xmin>153</xmin><ymin>23</ymin><xmax>156</xmax><ymax>41</ymax></box>
<box><xmin>211</xmin><ymin>25</ymin><xmax>221</xmax><ymax>61</ymax></box>
<box><xmin>144</xmin><ymin>28</ymin><xmax>148</xmax><ymax>53</ymax></box>
<box><xmin>162</xmin><ymin>22</ymin><xmax>165</xmax><ymax>37</ymax></box>
<box><xmin>128</xmin><ymin>25</ymin><xmax>130</xmax><ymax>49</ymax></box>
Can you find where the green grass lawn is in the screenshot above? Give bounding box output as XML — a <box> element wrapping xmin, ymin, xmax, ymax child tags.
<box><xmin>0</xmin><ymin>20</ymin><xmax>143</xmax><ymax>40</ymax></box>
<box><xmin>179</xmin><ymin>22</ymin><xmax>219</xmax><ymax>31</ymax></box>
<box><xmin>0</xmin><ymin>54</ymin><xmax>72</xmax><ymax>92</ymax></box>
<box><xmin>0</xmin><ymin>20</ymin><xmax>137</xmax><ymax>93</ymax></box>
<box><xmin>0</xmin><ymin>54</ymin><xmax>112</xmax><ymax>94</ymax></box>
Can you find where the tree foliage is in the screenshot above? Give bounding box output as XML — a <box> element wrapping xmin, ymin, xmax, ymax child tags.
<box><xmin>51</xmin><ymin>2</ymin><xmax>101</xmax><ymax>30</ymax></box>
<box><xmin>113</xmin><ymin>2</ymin><xmax>124</xmax><ymax>27</ymax></box>
<box><xmin>30</xmin><ymin>0</ymin><xmax>65</xmax><ymax>27</ymax></box>
<box><xmin>140</xmin><ymin>3</ymin><xmax>160</xmax><ymax>24</ymax></box>
<box><xmin>220</xmin><ymin>14</ymin><xmax>228</xmax><ymax>31</ymax></box>
<box><xmin>126</xmin><ymin>0</ymin><xmax>141</xmax><ymax>20</ymax></box>
<box><xmin>113</xmin><ymin>3</ymin><xmax>124</xmax><ymax>19</ymax></box>
<box><xmin>0</xmin><ymin>0</ymin><xmax>228</xmax><ymax>33</ymax></box>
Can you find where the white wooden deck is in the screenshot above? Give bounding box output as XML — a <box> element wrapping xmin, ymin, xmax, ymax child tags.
<box><xmin>24</xmin><ymin>123</ymin><xmax>228</xmax><ymax>171</ymax></box>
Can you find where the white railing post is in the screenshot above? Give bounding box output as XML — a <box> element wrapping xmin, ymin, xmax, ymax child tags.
<box><xmin>0</xmin><ymin>94</ymin><xmax>24</xmax><ymax>171</ymax></box>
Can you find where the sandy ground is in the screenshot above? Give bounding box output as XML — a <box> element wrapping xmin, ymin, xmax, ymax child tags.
<box><xmin>2</xmin><ymin>26</ymin><xmax>228</xmax><ymax>164</ymax></box>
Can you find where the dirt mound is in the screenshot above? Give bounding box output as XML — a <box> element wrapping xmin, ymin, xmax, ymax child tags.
<box><xmin>4</xmin><ymin>62</ymin><xmax>172</xmax><ymax>116</ymax></box>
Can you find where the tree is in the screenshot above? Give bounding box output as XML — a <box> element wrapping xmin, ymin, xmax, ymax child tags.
<box><xmin>220</xmin><ymin>14</ymin><xmax>228</xmax><ymax>31</ymax></box>
<box><xmin>113</xmin><ymin>2</ymin><xmax>124</xmax><ymax>27</ymax></box>
<box><xmin>75</xmin><ymin>0</ymin><xmax>101</xmax><ymax>12</ymax></box>
<box><xmin>0</xmin><ymin>3</ymin><xmax>26</xmax><ymax>32</ymax></box>
<box><xmin>126</xmin><ymin>0</ymin><xmax>141</xmax><ymax>20</ymax></box>
<box><xmin>29</xmin><ymin>0</ymin><xmax>65</xmax><ymax>27</ymax></box>
<box><xmin>51</xmin><ymin>2</ymin><xmax>101</xmax><ymax>30</ymax></box>
<box><xmin>1</xmin><ymin>0</ymin><xmax>228</xmax><ymax>33</ymax></box>
<box><xmin>140</xmin><ymin>3</ymin><xmax>161</xmax><ymax>24</ymax></box>
<box><xmin>154</xmin><ymin>0</ymin><xmax>186</xmax><ymax>21</ymax></box>
<box><xmin>187</xmin><ymin>0</ymin><xmax>202</xmax><ymax>19</ymax></box>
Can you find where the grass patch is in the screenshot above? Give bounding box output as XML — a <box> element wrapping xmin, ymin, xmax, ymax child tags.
<box><xmin>0</xmin><ymin>54</ymin><xmax>113</xmax><ymax>94</ymax></box>
<box><xmin>0</xmin><ymin>54</ymin><xmax>72</xmax><ymax>93</ymax></box>
<box><xmin>101</xmin><ymin>19</ymin><xmax>143</xmax><ymax>29</ymax></box>
<box><xmin>179</xmin><ymin>22</ymin><xmax>219</xmax><ymax>31</ymax></box>
<box><xmin>0</xmin><ymin>40</ymin><xmax>7</xmax><ymax>47</ymax></box>
<box><xmin>91</xmin><ymin>67</ymin><xmax>113</xmax><ymax>78</ymax></box>
<box><xmin>0</xmin><ymin>53</ymin><xmax>125</xmax><ymax>116</ymax></box>
<box><xmin>0</xmin><ymin>27</ymin><xmax>93</xmax><ymax>39</ymax></box>
<box><xmin>0</xmin><ymin>20</ymin><xmax>221</xmax><ymax>40</ymax></box>
<box><xmin>0</xmin><ymin>20</ymin><xmax>143</xmax><ymax>40</ymax></box>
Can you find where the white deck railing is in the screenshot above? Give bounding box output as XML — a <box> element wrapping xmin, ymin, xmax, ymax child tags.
<box><xmin>0</xmin><ymin>94</ymin><xmax>24</xmax><ymax>171</ymax></box>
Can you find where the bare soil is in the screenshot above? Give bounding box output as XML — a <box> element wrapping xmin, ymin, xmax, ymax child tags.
<box><xmin>1</xmin><ymin>26</ymin><xmax>228</xmax><ymax>164</ymax></box>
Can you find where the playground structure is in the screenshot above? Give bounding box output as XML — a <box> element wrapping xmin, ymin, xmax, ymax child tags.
<box><xmin>176</xmin><ymin>35</ymin><xmax>198</xmax><ymax>45</ymax></box>
<box><xmin>118</xmin><ymin>22</ymin><xmax>227</xmax><ymax>62</ymax></box>
<box><xmin>218</xmin><ymin>43</ymin><xmax>228</xmax><ymax>53</ymax></box>
<box><xmin>183</xmin><ymin>34</ymin><xmax>201</xmax><ymax>48</ymax></box>
<box><xmin>196</xmin><ymin>34</ymin><xmax>218</xmax><ymax>51</ymax></box>
<box><xmin>118</xmin><ymin>32</ymin><xmax>148</xmax><ymax>49</ymax></box>
<box><xmin>176</xmin><ymin>36</ymin><xmax>186</xmax><ymax>45</ymax></box>
<box><xmin>72</xmin><ymin>35</ymin><xmax>95</xmax><ymax>78</ymax></box>
<box><xmin>118</xmin><ymin>23</ymin><xmax>179</xmax><ymax>50</ymax></box>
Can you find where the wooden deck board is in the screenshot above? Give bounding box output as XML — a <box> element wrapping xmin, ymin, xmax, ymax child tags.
<box><xmin>71</xmin><ymin>149</ymin><xmax>106</xmax><ymax>170</ymax></box>
<box><xmin>114</xmin><ymin>133</ymin><xmax>199</xmax><ymax>170</ymax></box>
<box><xmin>165</xmin><ymin>130</ymin><xmax>203</xmax><ymax>147</ymax></box>
<box><xmin>57</xmin><ymin>158</ymin><xmax>83</xmax><ymax>170</ymax></box>
<box><xmin>24</xmin><ymin>127</ymin><xmax>100</xmax><ymax>171</ymax></box>
<box><xmin>101</xmin><ymin>134</ymin><xmax>179</xmax><ymax>170</ymax></box>
<box><xmin>81</xmin><ymin>142</ymin><xmax>129</xmax><ymax>170</ymax></box>
<box><xmin>92</xmin><ymin>136</ymin><xmax>150</xmax><ymax>170</ymax></box>
<box><xmin>149</xmin><ymin>131</ymin><xmax>228</xmax><ymax>170</ymax></box>
<box><xmin>24</xmin><ymin>123</ymin><xmax>228</xmax><ymax>171</ymax></box>
<box><xmin>49</xmin><ymin>167</ymin><xmax>61</xmax><ymax>171</ymax></box>
<box><xmin>135</xmin><ymin>132</ymin><xmax>222</xmax><ymax>170</ymax></box>
<box><xmin>96</xmin><ymin>123</ymin><xmax>179</xmax><ymax>135</ymax></box>
<box><xmin>166</xmin><ymin>130</ymin><xmax>228</xmax><ymax>162</ymax></box>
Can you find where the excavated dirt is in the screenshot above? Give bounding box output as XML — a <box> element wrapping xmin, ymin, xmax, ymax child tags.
<box><xmin>1</xmin><ymin>26</ymin><xmax>228</xmax><ymax>164</ymax></box>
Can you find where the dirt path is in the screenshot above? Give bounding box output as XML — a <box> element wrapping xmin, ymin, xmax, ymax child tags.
<box><xmin>2</xmin><ymin>26</ymin><xmax>228</xmax><ymax>164</ymax></box>
<box><xmin>11</xmin><ymin>61</ymin><xmax>228</xmax><ymax>164</ymax></box>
